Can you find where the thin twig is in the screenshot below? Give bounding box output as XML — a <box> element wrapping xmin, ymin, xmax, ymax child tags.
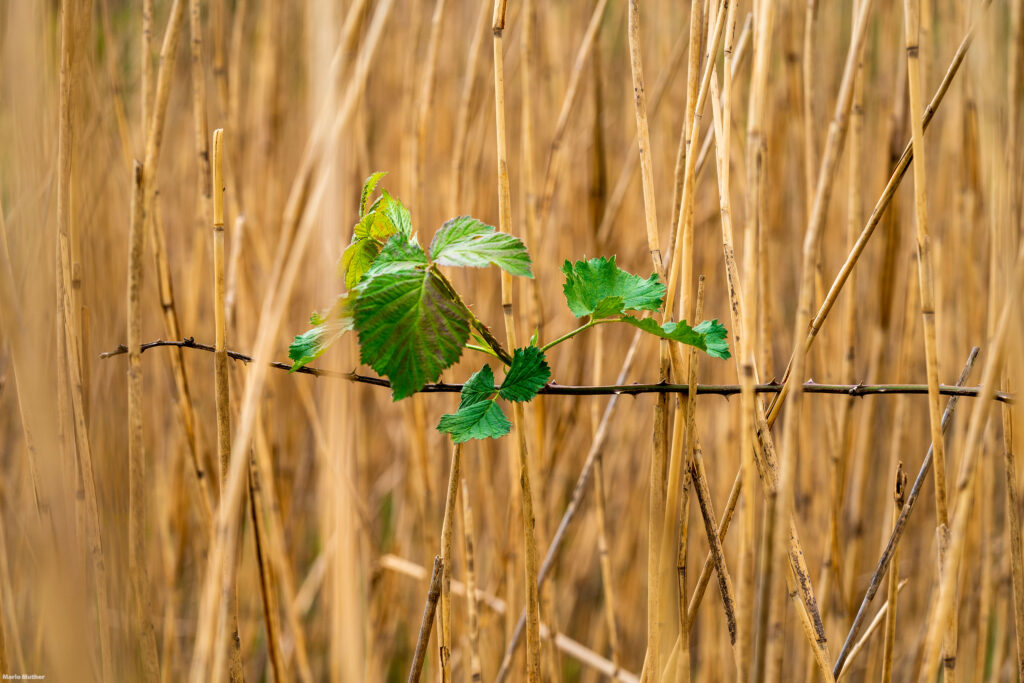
<box><xmin>407</xmin><ymin>556</ymin><xmax>443</xmax><ymax>683</ymax></box>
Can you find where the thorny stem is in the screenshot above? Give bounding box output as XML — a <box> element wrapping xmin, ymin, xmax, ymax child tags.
<box><xmin>99</xmin><ymin>339</ymin><xmax>1015</xmax><ymax>404</ymax></box>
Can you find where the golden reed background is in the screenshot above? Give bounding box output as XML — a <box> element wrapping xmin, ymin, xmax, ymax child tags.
<box><xmin>1</xmin><ymin>0</ymin><xmax>1023</xmax><ymax>681</ymax></box>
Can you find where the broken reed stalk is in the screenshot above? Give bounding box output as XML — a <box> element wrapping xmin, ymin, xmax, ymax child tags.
<box><xmin>491</xmin><ymin>1</ymin><xmax>541</xmax><ymax>679</ymax></box>
<box><xmin>438</xmin><ymin>444</ymin><xmax>463</xmax><ymax>680</ymax></box>
<box><xmin>916</xmin><ymin>243</ymin><xmax>1024</xmax><ymax>681</ymax></box>
<box><xmin>881</xmin><ymin>463</ymin><xmax>907</xmax><ymax>683</ymax></box>
<box><xmin>459</xmin><ymin>479</ymin><xmax>483</xmax><ymax>680</ymax></box>
<box><xmin>128</xmin><ymin>160</ymin><xmax>161</xmax><ymax>682</ymax></box>
<box><xmin>407</xmin><ymin>556</ymin><xmax>443</xmax><ymax>683</ymax></box>
<box><xmin>832</xmin><ymin>346</ymin><xmax>979</xmax><ymax>678</ymax></box>
<box><xmin>211</xmin><ymin>129</ymin><xmax>245</xmax><ymax>683</ymax></box>
<box><xmin>900</xmin><ymin>0</ymin><xmax>957</xmax><ymax>676</ymax></box>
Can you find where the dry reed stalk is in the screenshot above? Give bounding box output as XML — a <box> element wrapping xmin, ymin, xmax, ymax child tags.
<box><xmin>128</xmin><ymin>160</ymin><xmax>161</xmax><ymax>682</ymax></box>
<box><xmin>142</xmin><ymin>0</ymin><xmax>215</xmax><ymax>529</ymax></box>
<box><xmin>411</xmin><ymin>0</ymin><xmax>448</xmax><ymax>218</ymax></box>
<box><xmin>495</xmin><ymin>331</ymin><xmax>644</xmax><ymax>682</ymax></box>
<box><xmin>491</xmin><ymin>1</ymin><xmax>541</xmax><ymax>679</ymax></box>
<box><xmin>881</xmin><ymin>463</ymin><xmax>907</xmax><ymax>683</ymax></box>
<box><xmin>1003</xmin><ymin>378</ymin><xmax>1024</xmax><ymax>679</ymax></box>
<box><xmin>450</xmin><ymin>0</ymin><xmax>491</xmax><ymax>212</ymax></box>
<box><xmin>459</xmin><ymin>478</ymin><xmax>483</xmax><ymax>680</ymax></box>
<box><xmin>210</xmin><ymin>129</ymin><xmax>244</xmax><ymax>683</ymax></box>
<box><xmin>142</xmin><ymin>0</ymin><xmax>154</xmax><ymax>135</ymax></box>
<box><xmin>408</xmin><ymin>555</ymin><xmax>443</xmax><ymax>683</ymax></box>
<box><xmin>189</xmin><ymin>3</ymin><xmax>395</xmax><ymax>675</ymax></box>
<box><xmin>623</xmin><ymin>0</ymin><xmax>669</xmax><ymax>673</ymax></box>
<box><xmin>764</xmin><ymin>9</ymin><xmax>988</xmax><ymax>427</ymax></box>
<box><xmin>766</xmin><ymin>2</ymin><xmax>873</xmax><ymax>678</ymax></box>
<box><xmin>832</xmin><ymin>346</ymin><xmax>978</xmax><ymax>677</ymax></box>
<box><xmin>382</xmin><ymin>551</ymin><xmax>643</xmax><ymax>681</ymax></box>
<box><xmin>534</xmin><ymin>0</ymin><xmax>611</xmax><ymax>235</ymax></box>
<box><xmin>900</xmin><ymin>1</ymin><xmax>956</xmax><ymax>676</ymax></box>
<box><xmin>801</xmin><ymin>0</ymin><xmax>818</xmax><ymax>217</ymax></box>
<box><xmin>96</xmin><ymin>0</ymin><xmax>133</xmax><ymax>170</ymax></box>
<box><xmin>438</xmin><ymin>444</ymin><xmax>463</xmax><ymax>681</ymax></box>
<box><xmin>247</xmin><ymin>445</ymin><xmax>286</xmax><ymax>683</ymax></box>
<box><xmin>912</xmin><ymin>243</ymin><xmax>1024</xmax><ymax>679</ymax></box>
<box><xmin>189</xmin><ymin>0</ymin><xmax>212</xmax><ymax>225</ymax></box>
<box><xmin>837</xmin><ymin>579</ymin><xmax>910</xmax><ymax>681</ymax></box>
<box><xmin>56</xmin><ymin>2</ymin><xmax>112</xmax><ymax>679</ymax></box>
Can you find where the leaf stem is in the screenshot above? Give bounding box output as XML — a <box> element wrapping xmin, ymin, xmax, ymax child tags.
<box><xmin>466</xmin><ymin>343</ymin><xmax>500</xmax><ymax>359</ymax></box>
<box><xmin>540</xmin><ymin>318</ymin><xmax>618</xmax><ymax>352</ymax></box>
<box><xmin>430</xmin><ymin>263</ymin><xmax>513</xmax><ymax>364</ymax></box>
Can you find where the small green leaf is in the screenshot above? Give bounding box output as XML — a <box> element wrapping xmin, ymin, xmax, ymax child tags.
<box><xmin>353</xmin><ymin>209</ymin><xmax>398</xmax><ymax>243</ymax></box>
<box><xmin>437</xmin><ymin>399</ymin><xmax>511</xmax><ymax>443</ymax></box>
<box><xmin>360</xmin><ymin>171</ymin><xmax>388</xmax><ymax>217</ymax></box>
<box><xmin>353</xmin><ymin>264</ymin><xmax>470</xmax><ymax>400</ymax></box>
<box><xmin>460</xmin><ymin>364</ymin><xmax>497</xmax><ymax>408</ymax></box>
<box><xmin>430</xmin><ymin>216</ymin><xmax>533</xmax><ymax>277</ymax></box>
<box><xmin>379</xmin><ymin>190</ymin><xmax>413</xmax><ymax>239</ymax></box>
<box><xmin>621</xmin><ymin>315</ymin><xmax>731</xmax><ymax>359</ymax></box>
<box><xmin>561</xmin><ymin>256</ymin><xmax>665</xmax><ymax>318</ymax></box>
<box><xmin>289</xmin><ymin>295</ymin><xmax>355</xmax><ymax>370</ymax></box>
<box><xmin>340</xmin><ymin>238</ymin><xmax>381</xmax><ymax>289</ymax></box>
<box><xmin>499</xmin><ymin>347</ymin><xmax>551</xmax><ymax>402</ymax></box>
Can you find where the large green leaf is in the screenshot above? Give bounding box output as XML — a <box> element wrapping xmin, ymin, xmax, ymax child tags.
<box><xmin>499</xmin><ymin>347</ymin><xmax>551</xmax><ymax>402</ymax></box>
<box><xmin>353</xmin><ymin>264</ymin><xmax>470</xmax><ymax>400</ymax></box>
<box><xmin>437</xmin><ymin>399</ymin><xmax>511</xmax><ymax>443</ymax></box>
<box><xmin>622</xmin><ymin>315</ymin><xmax>731</xmax><ymax>359</ymax></box>
<box><xmin>288</xmin><ymin>294</ymin><xmax>355</xmax><ymax>370</ymax></box>
<box><xmin>561</xmin><ymin>256</ymin><xmax>665</xmax><ymax>318</ymax></box>
<box><xmin>430</xmin><ymin>216</ymin><xmax>533</xmax><ymax>277</ymax></box>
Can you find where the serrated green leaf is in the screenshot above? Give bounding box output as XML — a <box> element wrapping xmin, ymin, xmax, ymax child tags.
<box><xmin>379</xmin><ymin>190</ymin><xmax>412</xmax><ymax>239</ymax></box>
<box><xmin>341</xmin><ymin>238</ymin><xmax>381</xmax><ymax>289</ymax></box>
<box><xmin>591</xmin><ymin>296</ymin><xmax>626</xmax><ymax>318</ymax></box>
<box><xmin>360</xmin><ymin>237</ymin><xmax>427</xmax><ymax>281</ymax></box>
<box><xmin>621</xmin><ymin>315</ymin><xmax>731</xmax><ymax>359</ymax></box>
<box><xmin>289</xmin><ymin>295</ymin><xmax>355</xmax><ymax>371</ymax></box>
<box><xmin>353</xmin><ymin>265</ymin><xmax>470</xmax><ymax>400</ymax></box>
<box><xmin>429</xmin><ymin>216</ymin><xmax>533</xmax><ymax>277</ymax></box>
<box><xmin>360</xmin><ymin>171</ymin><xmax>388</xmax><ymax>217</ymax></box>
<box><xmin>354</xmin><ymin>209</ymin><xmax>398</xmax><ymax>243</ymax></box>
<box><xmin>561</xmin><ymin>256</ymin><xmax>665</xmax><ymax>318</ymax></box>
<box><xmin>460</xmin><ymin>364</ymin><xmax>497</xmax><ymax>408</ymax></box>
<box><xmin>437</xmin><ymin>399</ymin><xmax>511</xmax><ymax>443</ymax></box>
<box><xmin>499</xmin><ymin>347</ymin><xmax>551</xmax><ymax>402</ymax></box>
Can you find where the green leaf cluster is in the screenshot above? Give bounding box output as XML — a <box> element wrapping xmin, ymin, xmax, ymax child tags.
<box><xmin>437</xmin><ymin>347</ymin><xmax>551</xmax><ymax>443</ymax></box>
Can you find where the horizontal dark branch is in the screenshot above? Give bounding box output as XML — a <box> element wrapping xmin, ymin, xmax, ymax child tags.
<box><xmin>99</xmin><ymin>338</ymin><xmax>1015</xmax><ymax>404</ymax></box>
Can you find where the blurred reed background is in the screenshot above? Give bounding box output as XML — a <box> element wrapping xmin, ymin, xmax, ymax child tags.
<box><xmin>1</xmin><ymin>0</ymin><xmax>1023</xmax><ymax>680</ymax></box>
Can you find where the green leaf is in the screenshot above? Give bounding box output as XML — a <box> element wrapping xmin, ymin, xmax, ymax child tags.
<box><xmin>353</xmin><ymin>264</ymin><xmax>470</xmax><ymax>400</ymax></box>
<box><xmin>360</xmin><ymin>171</ymin><xmax>388</xmax><ymax>217</ymax></box>
<box><xmin>340</xmin><ymin>237</ymin><xmax>381</xmax><ymax>289</ymax></box>
<box><xmin>289</xmin><ymin>295</ymin><xmax>355</xmax><ymax>370</ymax></box>
<box><xmin>353</xmin><ymin>208</ymin><xmax>398</xmax><ymax>243</ymax></box>
<box><xmin>430</xmin><ymin>216</ymin><xmax>533</xmax><ymax>277</ymax></box>
<box><xmin>621</xmin><ymin>315</ymin><xmax>731</xmax><ymax>359</ymax></box>
<box><xmin>460</xmin><ymin>364</ymin><xmax>497</xmax><ymax>408</ymax></box>
<box><xmin>437</xmin><ymin>399</ymin><xmax>511</xmax><ymax>443</ymax></box>
<box><xmin>361</xmin><ymin>236</ymin><xmax>428</xmax><ymax>280</ymax></box>
<box><xmin>379</xmin><ymin>190</ymin><xmax>412</xmax><ymax>239</ymax></box>
<box><xmin>561</xmin><ymin>256</ymin><xmax>665</xmax><ymax>318</ymax></box>
<box><xmin>499</xmin><ymin>347</ymin><xmax>551</xmax><ymax>402</ymax></box>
